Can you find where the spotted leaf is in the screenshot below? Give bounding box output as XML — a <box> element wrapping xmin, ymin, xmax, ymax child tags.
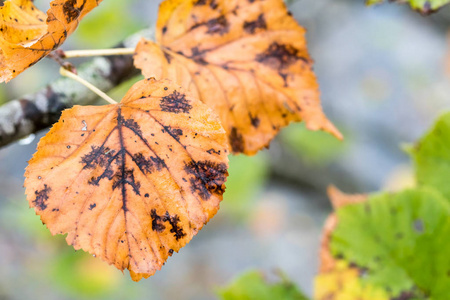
<box><xmin>0</xmin><ymin>0</ymin><xmax>103</xmax><ymax>82</ymax></box>
<box><xmin>24</xmin><ymin>78</ymin><xmax>229</xmax><ymax>281</ymax></box>
<box><xmin>316</xmin><ymin>187</ymin><xmax>450</xmax><ymax>299</ymax></box>
<box><xmin>133</xmin><ymin>0</ymin><xmax>342</xmax><ymax>155</ymax></box>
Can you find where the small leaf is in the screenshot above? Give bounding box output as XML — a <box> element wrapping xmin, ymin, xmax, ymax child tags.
<box><xmin>315</xmin><ymin>260</ymin><xmax>390</xmax><ymax>300</ymax></box>
<box><xmin>412</xmin><ymin>112</ymin><xmax>450</xmax><ymax>200</ymax></box>
<box><xmin>218</xmin><ymin>270</ymin><xmax>309</xmax><ymax>300</ymax></box>
<box><xmin>133</xmin><ymin>0</ymin><xmax>342</xmax><ymax>155</ymax></box>
<box><xmin>0</xmin><ymin>0</ymin><xmax>103</xmax><ymax>82</ymax></box>
<box><xmin>366</xmin><ymin>0</ymin><xmax>450</xmax><ymax>15</ymax></box>
<box><xmin>317</xmin><ymin>187</ymin><xmax>450</xmax><ymax>299</ymax></box>
<box><xmin>24</xmin><ymin>78</ymin><xmax>229</xmax><ymax>281</ymax></box>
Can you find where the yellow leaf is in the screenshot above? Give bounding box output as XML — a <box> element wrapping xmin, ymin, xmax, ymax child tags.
<box><xmin>134</xmin><ymin>0</ymin><xmax>342</xmax><ymax>155</ymax></box>
<box><xmin>315</xmin><ymin>260</ymin><xmax>389</xmax><ymax>300</ymax></box>
<box><xmin>0</xmin><ymin>0</ymin><xmax>103</xmax><ymax>82</ymax></box>
<box><xmin>24</xmin><ymin>78</ymin><xmax>229</xmax><ymax>281</ymax></box>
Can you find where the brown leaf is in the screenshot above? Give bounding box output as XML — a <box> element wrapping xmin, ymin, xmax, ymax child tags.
<box><xmin>24</xmin><ymin>78</ymin><xmax>229</xmax><ymax>281</ymax></box>
<box><xmin>0</xmin><ymin>0</ymin><xmax>103</xmax><ymax>82</ymax></box>
<box><xmin>133</xmin><ymin>0</ymin><xmax>342</xmax><ymax>155</ymax></box>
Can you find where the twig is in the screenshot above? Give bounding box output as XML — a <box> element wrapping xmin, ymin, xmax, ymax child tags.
<box><xmin>62</xmin><ymin>48</ymin><xmax>135</xmax><ymax>58</ymax></box>
<box><xmin>60</xmin><ymin>67</ymin><xmax>118</xmax><ymax>105</ymax></box>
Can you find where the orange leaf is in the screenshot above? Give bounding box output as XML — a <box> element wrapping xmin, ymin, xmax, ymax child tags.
<box><xmin>134</xmin><ymin>0</ymin><xmax>342</xmax><ymax>155</ymax></box>
<box><xmin>24</xmin><ymin>78</ymin><xmax>229</xmax><ymax>281</ymax></box>
<box><xmin>0</xmin><ymin>0</ymin><xmax>103</xmax><ymax>82</ymax></box>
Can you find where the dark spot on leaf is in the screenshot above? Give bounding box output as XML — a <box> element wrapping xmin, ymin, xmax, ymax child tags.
<box><xmin>82</xmin><ymin>147</ymin><xmax>120</xmax><ymax>187</ymax></box>
<box><xmin>279</xmin><ymin>72</ymin><xmax>288</xmax><ymax>87</ymax></box>
<box><xmin>133</xmin><ymin>153</ymin><xmax>165</xmax><ymax>174</ymax></box>
<box><xmin>413</xmin><ymin>219</ymin><xmax>424</xmax><ymax>233</ymax></box>
<box><xmin>33</xmin><ymin>185</ymin><xmax>51</xmax><ymax>211</ymax></box>
<box><xmin>185</xmin><ymin>160</ymin><xmax>228</xmax><ymax>200</ymax></box>
<box><xmin>164</xmin><ymin>212</ymin><xmax>186</xmax><ymax>240</ymax></box>
<box><xmin>229</xmin><ymin>127</ymin><xmax>244</xmax><ymax>153</ymax></box>
<box><xmin>164</xmin><ymin>126</ymin><xmax>183</xmax><ymax>141</ymax></box>
<box><xmin>209</xmin><ymin>0</ymin><xmax>218</xmax><ymax>9</ymax></box>
<box><xmin>112</xmin><ymin>168</ymin><xmax>141</xmax><ymax>197</ymax></box>
<box><xmin>249</xmin><ymin>115</ymin><xmax>260</xmax><ymax>128</ymax></box>
<box><xmin>164</xmin><ymin>51</ymin><xmax>172</xmax><ymax>63</ymax></box>
<box><xmin>243</xmin><ymin>14</ymin><xmax>267</xmax><ymax>34</ymax></box>
<box><xmin>117</xmin><ymin>115</ymin><xmax>143</xmax><ymax>136</ymax></box>
<box><xmin>62</xmin><ymin>0</ymin><xmax>84</xmax><ymax>23</ymax></box>
<box><xmin>81</xmin><ymin>146</ymin><xmax>116</xmax><ymax>169</ymax></box>
<box><xmin>392</xmin><ymin>291</ymin><xmax>417</xmax><ymax>300</ymax></box>
<box><xmin>144</xmin><ymin>193</ymin><xmax>149</xmax><ymax>198</ymax></box>
<box><xmin>151</xmin><ymin>210</ymin><xmax>186</xmax><ymax>240</ymax></box>
<box><xmin>160</xmin><ymin>91</ymin><xmax>192</xmax><ymax>114</ymax></box>
<box><xmin>421</xmin><ymin>1</ymin><xmax>435</xmax><ymax>15</ymax></box>
<box><xmin>190</xmin><ymin>47</ymin><xmax>208</xmax><ymax>65</ymax></box>
<box><xmin>151</xmin><ymin>209</ymin><xmax>166</xmax><ymax>232</ymax></box>
<box><xmin>256</xmin><ymin>42</ymin><xmax>307</xmax><ymax>70</ymax></box>
<box><xmin>206</xmin><ymin>15</ymin><xmax>229</xmax><ymax>35</ymax></box>
<box><xmin>207</xmin><ymin>148</ymin><xmax>221</xmax><ymax>155</ymax></box>
<box><xmin>89</xmin><ymin>203</ymin><xmax>97</xmax><ymax>210</ymax></box>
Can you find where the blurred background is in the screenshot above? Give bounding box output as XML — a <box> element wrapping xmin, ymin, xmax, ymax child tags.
<box><xmin>1</xmin><ymin>0</ymin><xmax>450</xmax><ymax>299</ymax></box>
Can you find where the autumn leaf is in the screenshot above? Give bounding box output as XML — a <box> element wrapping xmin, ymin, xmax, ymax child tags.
<box><xmin>366</xmin><ymin>0</ymin><xmax>450</xmax><ymax>14</ymax></box>
<box><xmin>316</xmin><ymin>187</ymin><xmax>450</xmax><ymax>299</ymax></box>
<box><xmin>24</xmin><ymin>78</ymin><xmax>229</xmax><ymax>281</ymax></box>
<box><xmin>0</xmin><ymin>0</ymin><xmax>103</xmax><ymax>82</ymax></box>
<box><xmin>133</xmin><ymin>0</ymin><xmax>342</xmax><ymax>155</ymax></box>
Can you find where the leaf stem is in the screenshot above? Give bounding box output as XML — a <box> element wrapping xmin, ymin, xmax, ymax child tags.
<box><xmin>60</xmin><ymin>67</ymin><xmax>118</xmax><ymax>105</ymax></box>
<box><xmin>62</xmin><ymin>48</ymin><xmax>135</xmax><ymax>58</ymax></box>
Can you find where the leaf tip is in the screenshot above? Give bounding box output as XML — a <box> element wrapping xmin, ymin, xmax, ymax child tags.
<box><xmin>327</xmin><ymin>185</ymin><xmax>367</xmax><ymax>210</ymax></box>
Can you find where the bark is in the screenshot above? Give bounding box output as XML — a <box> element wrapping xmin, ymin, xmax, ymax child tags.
<box><xmin>0</xmin><ymin>28</ymin><xmax>154</xmax><ymax>148</ymax></box>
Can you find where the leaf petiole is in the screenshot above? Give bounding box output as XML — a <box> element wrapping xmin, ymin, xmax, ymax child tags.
<box><xmin>59</xmin><ymin>67</ymin><xmax>118</xmax><ymax>105</ymax></box>
<box><xmin>62</xmin><ymin>48</ymin><xmax>135</xmax><ymax>58</ymax></box>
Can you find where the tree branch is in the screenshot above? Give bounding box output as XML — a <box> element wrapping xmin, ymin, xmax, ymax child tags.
<box><xmin>0</xmin><ymin>28</ymin><xmax>154</xmax><ymax>149</ymax></box>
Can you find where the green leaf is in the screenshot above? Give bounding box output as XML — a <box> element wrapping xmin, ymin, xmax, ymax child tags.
<box><xmin>366</xmin><ymin>0</ymin><xmax>450</xmax><ymax>14</ymax></box>
<box><xmin>330</xmin><ymin>188</ymin><xmax>450</xmax><ymax>299</ymax></box>
<box><xmin>217</xmin><ymin>270</ymin><xmax>309</xmax><ymax>300</ymax></box>
<box><xmin>412</xmin><ymin>112</ymin><xmax>450</xmax><ymax>200</ymax></box>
